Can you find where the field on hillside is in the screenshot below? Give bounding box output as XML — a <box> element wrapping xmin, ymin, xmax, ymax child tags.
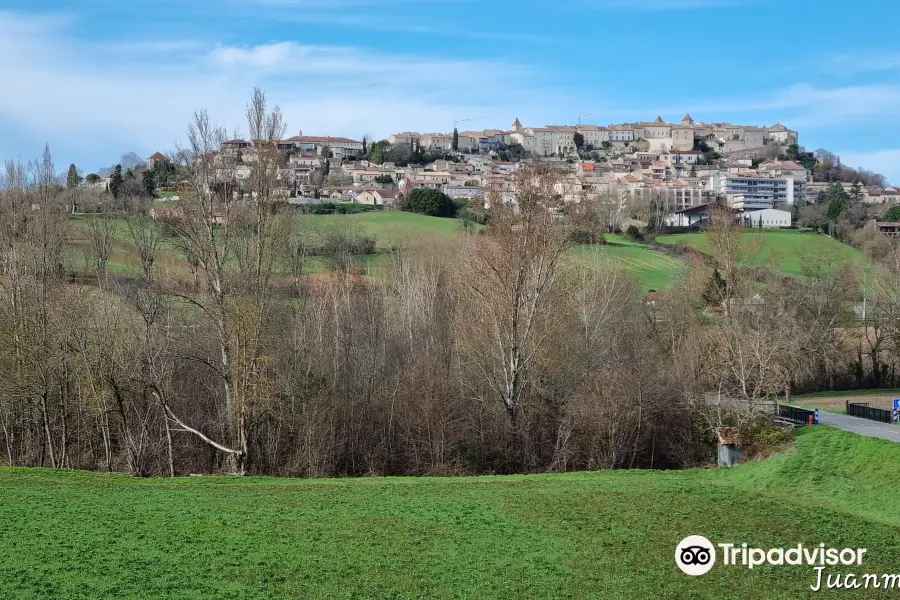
<box><xmin>2</xmin><ymin>428</ymin><xmax>900</xmax><ymax>599</ymax></box>
<box><xmin>791</xmin><ymin>389</ymin><xmax>900</xmax><ymax>412</ymax></box>
<box><xmin>304</xmin><ymin>210</ymin><xmax>468</xmax><ymax>248</ymax></box>
<box><xmin>573</xmin><ymin>236</ymin><xmax>684</xmax><ymax>291</ymax></box>
<box><xmin>66</xmin><ymin>212</ymin><xmax>683</xmax><ymax>291</ymax></box>
<box><xmin>655</xmin><ymin>230</ymin><xmax>867</xmax><ymax>277</ymax></box>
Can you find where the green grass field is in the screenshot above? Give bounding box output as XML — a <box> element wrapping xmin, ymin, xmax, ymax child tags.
<box><xmin>303</xmin><ymin>211</ymin><xmax>469</xmax><ymax>248</ymax></box>
<box><xmin>655</xmin><ymin>230</ymin><xmax>867</xmax><ymax>277</ymax></box>
<box><xmin>573</xmin><ymin>239</ymin><xmax>685</xmax><ymax>292</ymax></box>
<box><xmin>65</xmin><ymin>212</ymin><xmax>684</xmax><ymax>291</ymax></box>
<box><xmin>2</xmin><ymin>428</ymin><xmax>899</xmax><ymax>599</ymax></box>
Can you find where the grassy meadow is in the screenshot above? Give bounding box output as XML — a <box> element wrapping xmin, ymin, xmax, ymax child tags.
<box><xmin>655</xmin><ymin>229</ymin><xmax>868</xmax><ymax>277</ymax></box>
<box><xmin>66</xmin><ymin>214</ymin><xmax>872</xmax><ymax>293</ymax></box>
<box><xmin>573</xmin><ymin>235</ymin><xmax>685</xmax><ymax>291</ymax></box>
<box><xmin>1</xmin><ymin>427</ymin><xmax>899</xmax><ymax>599</ymax></box>
<box><xmin>65</xmin><ymin>211</ymin><xmax>685</xmax><ymax>292</ymax></box>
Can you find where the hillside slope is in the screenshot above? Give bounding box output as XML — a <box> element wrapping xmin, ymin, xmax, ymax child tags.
<box><xmin>67</xmin><ymin>212</ymin><xmax>685</xmax><ymax>291</ymax></box>
<box><xmin>655</xmin><ymin>230</ymin><xmax>867</xmax><ymax>276</ymax></box>
<box><xmin>1</xmin><ymin>428</ymin><xmax>897</xmax><ymax>600</ymax></box>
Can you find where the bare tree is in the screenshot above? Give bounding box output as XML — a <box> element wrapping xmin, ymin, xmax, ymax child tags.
<box><xmin>85</xmin><ymin>214</ymin><xmax>116</xmax><ymax>287</ymax></box>
<box><xmin>457</xmin><ymin>165</ymin><xmax>570</xmax><ymax>464</ymax></box>
<box><xmin>160</xmin><ymin>88</ymin><xmax>291</xmax><ymax>474</ymax></box>
<box><xmin>126</xmin><ymin>215</ymin><xmax>163</xmax><ymax>282</ymax></box>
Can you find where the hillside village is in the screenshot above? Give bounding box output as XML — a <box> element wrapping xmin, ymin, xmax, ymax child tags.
<box><xmin>105</xmin><ymin>114</ymin><xmax>896</xmax><ymax>230</ymax></box>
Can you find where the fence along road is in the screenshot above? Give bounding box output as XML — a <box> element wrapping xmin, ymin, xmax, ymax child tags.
<box><xmin>816</xmin><ymin>410</ymin><xmax>900</xmax><ymax>443</ymax></box>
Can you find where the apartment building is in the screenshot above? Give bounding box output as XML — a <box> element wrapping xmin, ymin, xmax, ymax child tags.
<box><xmin>609</xmin><ymin>125</ymin><xmax>634</xmax><ymax>143</ymax></box>
<box><xmin>713</xmin><ymin>173</ymin><xmax>807</xmax><ymax>209</ymax></box>
<box><xmin>518</xmin><ymin>125</ymin><xmax>577</xmax><ymax>156</ymax></box>
<box><xmin>575</xmin><ymin>124</ymin><xmax>610</xmax><ymax>148</ymax></box>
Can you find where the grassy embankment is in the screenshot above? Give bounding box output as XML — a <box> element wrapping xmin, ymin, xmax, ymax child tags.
<box><xmin>2</xmin><ymin>427</ymin><xmax>900</xmax><ymax>599</ymax></box>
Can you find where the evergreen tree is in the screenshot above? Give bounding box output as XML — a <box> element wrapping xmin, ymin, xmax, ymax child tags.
<box><xmin>142</xmin><ymin>170</ymin><xmax>156</xmax><ymax>197</ymax></box>
<box><xmin>362</xmin><ymin>135</ymin><xmax>367</xmax><ymax>155</ymax></box>
<box><xmin>826</xmin><ymin>198</ymin><xmax>844</xmax><ymax>221</ymax></box>
<box><xmin>370</xmin><ymin>141</ymin><xmax>386</xmax><ymax>165</ymax></box>
<box><xmin>109</xmin><ymin>165</ymin><xmax>124</xmax><ymax>198</ymax></box>
<box><xmin>403</xmin><ymin>188</ymin><xmax>456</xmax><ymax>217</ymax></box>
<box><xmin>66</xmin><ymin>163</ymin><xmax>80</xmax><ymax>189</ymax></box>
<box><xmin>452</xmin><ymin>128</ymin><xmax>459</xmax><ymax>152</ymax></box>
<box><xmin>850</xmin><ymin>181</ymin><xmax>864</xmax><ymax>204</ymax></box>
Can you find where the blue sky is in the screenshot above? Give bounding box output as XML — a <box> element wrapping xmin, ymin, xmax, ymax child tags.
<box><xmin>1</xmin><ymin>0</ymin><xmax>899</xmax><ymax>182</ymax></box>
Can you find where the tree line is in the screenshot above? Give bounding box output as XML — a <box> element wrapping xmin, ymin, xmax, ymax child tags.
<box><xmin>2</xmin><ymin>90</ymin><xmax>900</xmax><ymax>478</ymax></box>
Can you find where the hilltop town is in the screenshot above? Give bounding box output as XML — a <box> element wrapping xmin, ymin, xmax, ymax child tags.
<box><xmin>111</xmin><ymin>114</ymin><xmax>896</xmax><ymax>233</ymax></box>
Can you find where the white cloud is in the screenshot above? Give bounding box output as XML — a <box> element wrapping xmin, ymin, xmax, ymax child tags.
<box><xmin>837</xmin><ymin>150</ymin><xmax>900</xmax><ymax>186</ymax></box>
<box><xmin>0</xmin><ymin>11</ymin><xmax>552</xmax><ymax>170</ymax></box>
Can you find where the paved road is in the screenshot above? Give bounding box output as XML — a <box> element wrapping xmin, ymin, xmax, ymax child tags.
<box><xmin>817</xmin><ymin>411</ymin><xmax>900</xmax><ymax>443</ymax></box>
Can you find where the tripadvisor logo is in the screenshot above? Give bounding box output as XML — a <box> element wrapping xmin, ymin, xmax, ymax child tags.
<box><xmin>675</xmin><ymin>535</ymin><xmax>716</xmax><ymax>576</ymax></box>
<box><xmin>673</xmin><ymin>535</ymin><xmax>900</xmax><ymax>591</ymax></box>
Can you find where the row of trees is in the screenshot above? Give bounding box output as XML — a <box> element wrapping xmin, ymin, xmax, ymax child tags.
<box><xmin>2</xmin><ymin>89</ymin><xmax>900</xmax><ymax>478</ymax></box>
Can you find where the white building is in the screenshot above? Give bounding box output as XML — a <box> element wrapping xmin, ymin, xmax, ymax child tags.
<box><xmin>661</xmin><ymin>150</ymin><xmax>702</xmax><ymax>165</ymax></box>
<box><xmin>766</xmin><ymin>123</ymin><xmax>798</xmax><ymax>145</ymax></box>
<box><xmin>636</xmin><ymin>116</ymin><xmax>673</xmax><ymax>152</ymax></box>
<box><xmin>714</xmin><ymin>173</ymin><xmax>807</xmax><ymax>210</ymax></box>
<box><xmin>665</xmin><ymin>204</ymin><xmax>711</xmax><ymax>228</ymax></box>
<box><xmin>575</xmin><ymin>124</ymin><xmax>610</xmax><ymax>149</ymax></box>
<box><xmin>388</xmin><ymin>132</ymin><xmax>421</xmax><ymax>147</ymax></box>
<box><xmin>609</xmin><ymin>125</ymin><xmax>634</xmax><ymax>143</ymax></box>
<box><xmin>283</xmin><ymin>134</ymin><xmax>364</xmax><ymax>160</ymax></box>
<box><xmin>510</xmin><ymin>131</ymin><xmax>537</xmax><ymax>153</ymax></box>
<box><xmin>740</xmin><ymin>208</ymin><xmax>792</xmax><ymax>228</ymax></box>
<box><xmin>456</xmin><ymin>132</ymin><xmax>482</xmax><ymax>152</ymax></box>
<box><xmin>421</xmin><ymin>133</ymin><xmax>453</xmax><ymax>151</ymax></box>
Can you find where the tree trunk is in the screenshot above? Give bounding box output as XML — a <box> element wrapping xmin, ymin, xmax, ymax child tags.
<box><xmin>40</xmin><ymin>392</ymin><xmax>57</xmax><ymax>468</ymax></box>
<box><xmin>163</xmin><ymin>404</ymin><xmax>175</xmax><ymax>478</ymax></box>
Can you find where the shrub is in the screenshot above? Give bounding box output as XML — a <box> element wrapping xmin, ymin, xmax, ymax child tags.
<box><xmin>306</xmin><ymin>233</ymin><xmax>377</xmax><ymax>256</ymax></box>
<box><xmin>625</xmin><ymin>225</ymin><xmax>644</xmax><ymax>241</ymax></box>
<box><xmin>457</xmin><ymin>206</ymin><xmax>489</xmax><ymax>226</ymax></box>
<box><xmin>569</xmin><ymin>229</ymin><xmax>607</xmax><ymax>245</ymax></box>
<box><xmin>305</xmin><ymin>202</ymin><xmax>381</xmax><ymax>215</ymax></box>
<box><xmin>740</xmin><ymin>420</ymin><xmax>794</xmax><ymax>460</ymax></box>
<box><xmin>402</xmin><ymin>188</ymin><xmax>457</xmax><ymax>218</ymax></box>
<box><xmin>884</xmin><ymin>206</ymin><xmax>900</xmax><ymax>221</ymax></box>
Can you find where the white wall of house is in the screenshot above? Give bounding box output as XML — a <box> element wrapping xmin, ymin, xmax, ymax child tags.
<box><xmin>742</xmin><ymin>208</ymin><xmax>791</xmax><ymax>228</ymax></box>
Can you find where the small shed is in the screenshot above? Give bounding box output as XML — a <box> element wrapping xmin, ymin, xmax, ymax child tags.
<box><xmin>715</xmin><ymin>427</ymin><xmax>743</xmax><ymax>467</ymax></box>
